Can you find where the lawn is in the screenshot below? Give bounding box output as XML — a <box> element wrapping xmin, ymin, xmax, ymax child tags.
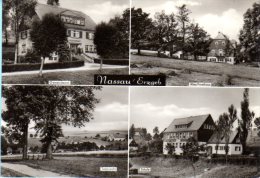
<box><xmin>130</xmin><ymin>157</ymin><xmax>260</xmax><ymax>178</ymax></box>
<box><xmin>2</xmin><ymin>68</ymin><xmax>129</xmax><ymax>85</ymax></box>
<box><xmin>10</xmin><ymin>156</ymin><xmax>128</xmax><ymax>177</ymax></box>
<box><xmin>131</xmin><ymin>55</ymin><xmax>260</xmax><ymax>86</ymax></box>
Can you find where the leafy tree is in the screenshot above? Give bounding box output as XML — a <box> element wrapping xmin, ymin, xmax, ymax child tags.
<box><xmin>129</xmin><ymin>124</ymin><xmax>135</xmax><ymax>139</ymax></box>
<box><xmin>176</xmin><ymin>5</ymin><xmax>191</xmax><ymax>60</ymax></box>
<box><xmin>30</xmin><ymin>13</ymin><xmax>67</xmax><ymax>76</ymax></box>
<box><xmin>5</xmin><ymin>0</ymin><xmax>37</xmax><ymax>63</ymax></box>
<box><xmin>239</xmin><ymin>2</ymin><xmax>260</xmax><ymax>62</ymax></box>
<box><xmin>3</xmin><ymin>0</ymin><xmax>12</xmax><ymax>45</ymax></box>
<box><xmin>2</xmin><ymin>86</ymin><xmax>41</xmax><ymax>159</ymax></box>
<box><xmin>254</xmin><ymin>117</ymin><xmax>260</xmax><ymax>137</ymax></box>
<box><xmin>149</xmin><ymin>139</ymin><xmax>163</xmax><ymax>153</ymax></box>
<box><xmin>182</xmin><ymin>137</ymin><xmax>203</xmax><ymax>178</ymax></box>
<box><xmin>145</xmin><ymin>133</ymin><xmax>152</xmax><ymax>141</ymax></box>
<box><xmin>165</xmin><ymin>143</ymin><xmax>175</xmax><ymax>155</ymax></box>
<box><xmin>29</xmin><ymin>134</ymin><xmax>33</xmax><ymax>138</ymax></box>
<box><xmin>187</xmin><ymin>23</ymin><xmax>211</xmax><ymax>60</ymax></box>
<box><xmin>219</xmin><ymin>104</ymin><xmax>237</xmax><ymax>164</ymax></box>
<box><xmin>95</xmin><ymin>134</ymin><xmax>101</xmax><ymax>138</ymax></box>
<box><xmin>131</xmin><ymin>7</ymin><xmax>153</xmax><ymax>55</ymax></box>
<box><xmin>108</xmin><ymin>8</ymin><xmax>130</xmax><ymax>58</ymax></box>
<box><xmin>1</xmin><ymin>136</ymin><xmax>8</xmax><ymax>155</ymax></box>
<box><xmin>238</xmin><ymin>88</ymin><xmax>255</xmax><ymax>154</ymax></box>
<box><xmin>151</xmin><ymin>11</ymin><xmax>178</xmax><ymax>57</ymax></box>
<box><xmin>47</xmin><ymin>0</ymin><xmax>59</xmax><ymax>6</ymax></box>
<box><xmin>94</xmin><ymin>22</ymin><xmax>118</xmax><ymax>68</ymax></box>
<box><xmin>214</xmin><ymin>119</ymin><xmax>223</xmax><ymax>155</ymax></box>
<box><xmin>153</xmin><ymin>126</ymin><xmax>159</xmax><ymax>135</ymax></box>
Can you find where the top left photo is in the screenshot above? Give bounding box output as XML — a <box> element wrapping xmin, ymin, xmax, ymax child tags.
<box><xmin>2</xmin><ymin>0</ymin><xmax>130</xmax><ymax>85</ymax></box>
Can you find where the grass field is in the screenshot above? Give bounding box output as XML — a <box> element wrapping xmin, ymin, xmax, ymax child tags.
<box><xmin>2</xmin><ymin>68</ymin><xmax>129</xmax><ymax>85</ymax></box>
<box><xmin>131</xmin><ymin>55</ymin><xmax>260</xmax><ymax>86</ymax></box>
<box><xmin>6</xmin><ymin>156</ymin><xmax>127</xmax><ymax>177</ymax></box>
<box><xmin>130</xmin><ymin>157</ymin><xmax>260</xmax><ymax>178</ymax></box>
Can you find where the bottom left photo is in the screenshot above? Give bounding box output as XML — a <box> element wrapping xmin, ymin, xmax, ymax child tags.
<box><xmin>1</xmin><ymin>85</ymin><xmax>128</xmax><ymax>177</ymax></box>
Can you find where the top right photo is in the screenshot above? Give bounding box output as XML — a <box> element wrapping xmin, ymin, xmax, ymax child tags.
<box><xmin>130</xmin><ymin>0</ymin><xmax>260</xmax><ymax>87</ymax></box>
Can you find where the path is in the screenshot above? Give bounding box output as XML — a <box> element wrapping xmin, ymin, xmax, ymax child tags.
<box><xmin>2</xmin><ymin>163</ymin><xmax>70</xmax><ymax>177</ymax></box>
<box><xmin>2</xmin><ymin>63</ymin><xmax>128</xmax><ymax>76</ymax></box>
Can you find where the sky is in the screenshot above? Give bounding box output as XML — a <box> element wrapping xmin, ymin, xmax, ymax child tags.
<box><xmin>132</xmin><ymin>0</ymin><xmax>259</xmax><ymax>40</ymax></box>
<box><xmin>2</xmin><ymin>86</ymin><xmax>129</xmax><ymax>133</ymax></box>
<box><xmin>130</xmin><ymin>87</ymin><xmax>260</xmax><ymax>134</ymax></box>
<box><xmin>37</xmin><ymin>0</ymin><xmax>130</xmax><ymax>23</ymax></box>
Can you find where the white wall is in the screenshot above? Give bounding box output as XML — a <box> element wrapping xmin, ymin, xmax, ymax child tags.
<box><xmin>207</xmin><ymin>143</ymin><xmax>242</xmax><ymax>155</ymax></box>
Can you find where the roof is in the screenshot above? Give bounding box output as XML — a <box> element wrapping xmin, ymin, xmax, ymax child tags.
<box><xmin>208</xmin><ymin>130</ymin><xmax>239</xmax><ymax>144</ymax></box>
<box><xmin>164</xmin><ymin>114</ymin><xmax>211</xmax><ymax>133</ymax></box>
<box><xmin>215</xmin><ymin>32</ymin><xmax>227</xmax><ymax>40</ymax></box>
<box><xmin>35</xmin><ymin>3</ymin><xmax>96</xmax><ymax>31</ymax></box>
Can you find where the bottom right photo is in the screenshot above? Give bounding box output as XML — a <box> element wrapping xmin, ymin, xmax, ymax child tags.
<box><xmin>129</xmin><ymin>87</ymin><xmax>260</xmax><ymax>178</ymax></box>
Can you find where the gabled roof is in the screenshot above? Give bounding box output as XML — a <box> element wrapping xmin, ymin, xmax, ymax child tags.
<box><xmin>35</xmin><ymin>3</ymin><xmax>96</xmax><ymax>31</ymax></box>
<box><xmin>215</xmin><ymin>32</ymin><xmax>227</xmax><ymax>40</ymax></box>
<box><xmin>208</xmin><ymin>130</ymin><xmax>239</xmax><ymax>144</ymax></box>
<box><xmin>164</xmin><ymin>114</ymin><xmax>211</xmax><ymax>133</ymax></box>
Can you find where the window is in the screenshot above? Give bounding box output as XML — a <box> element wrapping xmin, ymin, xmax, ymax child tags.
<box><xmin>21</xmin><ymin>31</ymin><xmax>27</xmax><ymax>39</ymax></box>
<box><xmin>21</xmin><ymin>44</ymin><xmax>26</xmax><ymax>53</ymax></box>
<box><xmin>235</xmin><ymin>146</ymin><xmax>241</xmax><ymax>151</ymax></box>
<box><xmin>222</xmin><ymin>41</ymin><xmax>225</xmax><ymax>45</ymax></box>
<box><xmin>215</xmin><ymin>41</ymin><xmax>218</xmax><ymax>45</ymax></box>
<box><xmin>61</xmin><ymin>15</ymin><xmax>85</xmax><ymax>26</ymax></box>
<box><xmin>68</xmin><ymin>30</ymin><xmax>82</xmax><ymax>38</ymax></box>
<box><xmin>219</xmin><ymin>49</ymin><xmax>224</xmax><ymax>56</ymax></box>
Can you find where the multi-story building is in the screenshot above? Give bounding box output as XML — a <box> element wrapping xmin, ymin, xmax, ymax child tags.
<box><xmin>19</xmin><ymin>3</ymin><xmax>96</xmax><ymax>63</ymax></box>
<box><xmin>207</xmin><ymin>32</ymin><xmax>236</xmax><ymax>64</ymax></box>
<box><xmin>163</xmin><ymin>114</ymin><xmax>215</xmax><ymax>155</ymax></box>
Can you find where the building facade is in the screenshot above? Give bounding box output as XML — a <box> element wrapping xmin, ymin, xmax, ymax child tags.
<box><xmin>163</xmin><ymin>114</ymin><xmax>216</xmax><ymax>155</ymax></box>
<box><xmin>207</xmin><ymin>32</ymin><xmax>236</xmax><ymax>64</ymax></box>
<box><xmin>207</xmin><ymin>130</ymin><xmax>243</xmax><ymax>155</ymax></box>
<box><xmin>18</xmin><ymin>3</ymin><xmax>96</xmax><ymax>63</ymax></box>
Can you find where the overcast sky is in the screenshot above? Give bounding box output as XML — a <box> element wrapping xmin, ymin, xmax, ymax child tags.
<box><xmin>130</xmin><ymin>87</ymin><xmax>260</xmax><ymax>134</ymax></box>
<box><xmin>132</xmin><ymin>0</ymin><xmax>259</xmax><ymax>40</ymax></box>
<box><xmin>38</xmin><ymin>0</ymin><xmax>129</xmax><ymax>23</ymax></box>
<box><xmin>2</xmin><ymin>87</ymin><xmax>128</xmax><ymax>133</ymax></box>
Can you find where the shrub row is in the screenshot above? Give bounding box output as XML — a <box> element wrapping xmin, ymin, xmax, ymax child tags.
<box><xmin>3</xmin><ymin>60</ymin><xmax>84</xmax><ymax>73</ymax></box>
<box><xmin>94</xmin><ymin>58</ymin><xmax>129</xmax><ymax>66</ymax></box>
<box><xmin>209</xmin><ymin>156</ymin><xmax>259</xmax><ymax>165</ymax></box>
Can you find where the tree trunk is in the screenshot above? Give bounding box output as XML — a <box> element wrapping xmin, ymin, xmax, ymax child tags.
<box><xmin>137</xmin><ymin>48</ymin><xmax>141</xmax><ymax>55</ymax></box>
<box><xmin>4</xmin><ymin>28</ymin><xmax>8</xmax><ymax>45</ymax></box>
<box><xmin>22</xmin><ymin>123</ymin><xmax>29</xmax><ymax>160</ymax></box>
<box><xmin>157</xmin><ymin>51</ymin><xmax>160</xmax><ymax>57</ymax></box>
<box><xmin>14</xmin><ymin>43</ymin><xmax>19</xmax><ymax>64</ymax></box>
<box><xmin>46</xmin><ymin>142</ymin><xmax>53</xmax><ymax>159</ymax></box>
<box><xmin>39</xmin><ymin>57</ymin><xmax>45</xmax><ymax>77</ymax></box>
<box><xmin>14</xmin><ymin>19</ymin><xmax>19</xmax><ymax>64</ymax></box>
<box><xmin>100</xmin><ymin>58</ymin><xmax>103</xmax><ymax>70</ymax></box>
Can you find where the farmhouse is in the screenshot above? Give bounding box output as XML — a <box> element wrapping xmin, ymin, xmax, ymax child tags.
<box><xmin>129</xmin><ymin>139</ymin><xmax>139</xmax><ymax>151</ymax></box>
<box><xmin>108</xmin><ymin>133</ymin><xmax>126</xmax><ymax>141</ymax></box>
<box><xmin>19</xmin><ymin>3</ymin><xmax>96</xmax><ymax>63</ymax></box>
<box><xmin>163</xmin><ymin>114</ymin><xmax>215</xmax><ymax>155</ymax></box>
<box><xmin>207</xmin><ymin>130</ymin><xmax>242</xmax><ymax>155</ymax></box>
<box><xmin>207</xmin><ymin>32</ymin><xmax>237</xmax><ymax>64</ymax></box>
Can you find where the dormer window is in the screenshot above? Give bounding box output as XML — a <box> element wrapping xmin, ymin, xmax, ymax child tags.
<box><xmin>61</xmin><ymin>15</ymin><xmax>85</xmax><ymax>26</ymax></box>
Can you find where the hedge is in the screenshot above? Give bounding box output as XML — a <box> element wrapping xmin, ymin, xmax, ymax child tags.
<box><xmin>3</xmin><ymin>60</ymin><xmax>84</xmax><ymax>73</ymax></box>
<box><xmin>94</xmin><ymin>58</ymin><xmax>129</xmax><ymax>66</ymax></box>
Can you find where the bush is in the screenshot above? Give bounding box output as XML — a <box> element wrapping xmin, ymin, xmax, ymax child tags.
<box><xmin>93</xmin><ymin>58</ymin><xmax>129</xmax><ymax>66</ymax></box>
<box><xmin>20</xmin><ymin>50</ymin><xmax>41</xmax><ymax>63</ymax></box>
<box><xmin>3</xmin><ymin>60</ymin><xmax>84</xmax><ymax>73</ymax></box>
<box><xmin>2</xmin><ymin>52</ymin><xmax>15</xmax><ymax>61</ymax></box>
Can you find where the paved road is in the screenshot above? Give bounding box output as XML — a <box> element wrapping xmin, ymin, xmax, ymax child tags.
<box><xmin>2</xmin><ymin>63</ymin><xmax>128</xmax><ymax>76</ymax></box>
<box><xmin>2</xmin><ymin>163</ymin><xmax>70</xmax><ymax>177</ymax></box>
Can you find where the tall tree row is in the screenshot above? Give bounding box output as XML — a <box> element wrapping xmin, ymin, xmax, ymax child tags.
<box><xmin>131</xmin><ymin>5</ymin><xmax>211</xmax><ymax>59</ymax></box>
<box><xmin>239</xmin><ymin>2</ymin><xmax>260</xmax><ymax>62</ymax></box>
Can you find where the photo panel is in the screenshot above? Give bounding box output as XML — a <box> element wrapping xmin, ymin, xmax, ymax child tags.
<box><xmin>130</xmin><ymin>0</ymin><xmax>260</xmax><ymax>87</ymax></box>
<box><xmin>2</xmin><ymin>0</ymin><xmax>130</xmax><ymax>85</ymax></box>
<box><xmin>1</xmin><ymin>85</ymin><xmax>128</xmax><ymax>177</ymax></box>
<box><xmin>129</xmin><ymin>87</ymin><xmax>260</xmax><ymax>177</ymax></box>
